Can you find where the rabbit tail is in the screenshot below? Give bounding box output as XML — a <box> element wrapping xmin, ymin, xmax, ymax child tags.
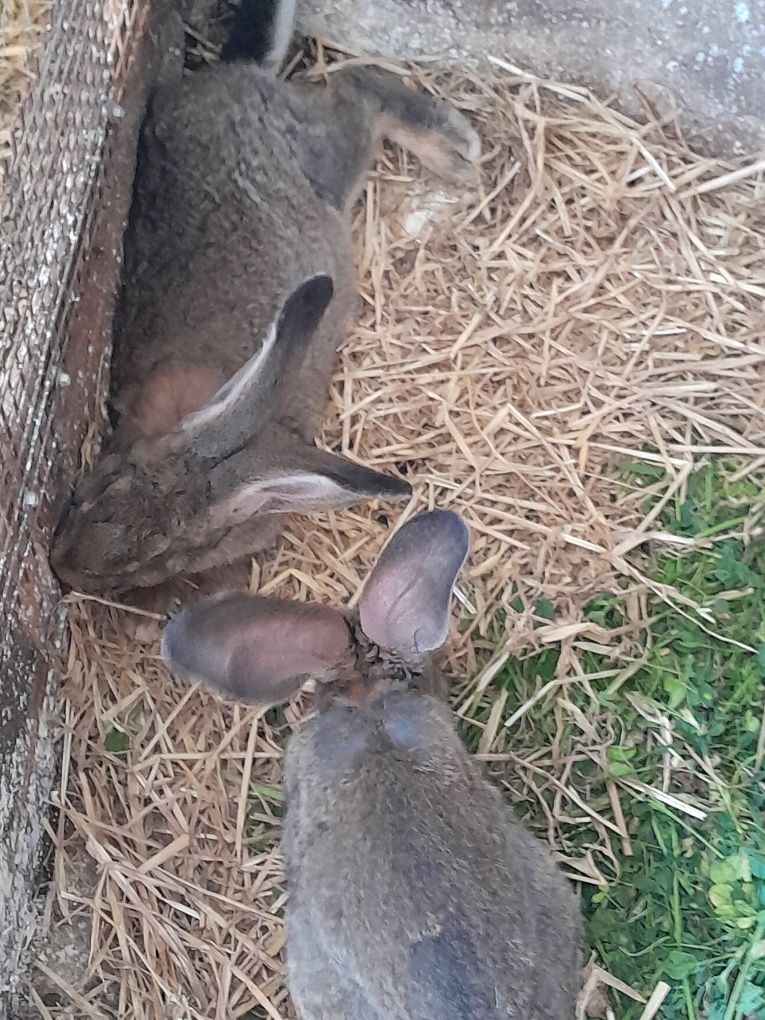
<box><xmin>220</xmin><ymin>0</ymin><xmax>298</xmax><ymax>72</ymax></box>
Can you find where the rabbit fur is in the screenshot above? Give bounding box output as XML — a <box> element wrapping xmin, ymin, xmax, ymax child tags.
<box><xmin>162</xmin><ymin>509</ymin><xmax>583</xmax><ymax>1019</ymax></box>
<box><xmin>52</xmin><ymin>0</ymin><xmax>480</xmax><ymax>596</ymax></box>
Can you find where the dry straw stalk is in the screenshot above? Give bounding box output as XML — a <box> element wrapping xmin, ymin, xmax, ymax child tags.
<box><xmin>22</xmin><ymin>46</ymin><xmax>765</xmax><ymax>1020</ymax></box>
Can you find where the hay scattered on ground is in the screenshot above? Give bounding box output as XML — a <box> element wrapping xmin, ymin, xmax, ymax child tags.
<box><xmin>0</xmin><ymin>0</ymin><xmax>50</xmax><ymax>173</ymax></box>
<box><xmin>28</xmin><ymin>51</ymin><xmax>765</xmax><ymax>1020</ymax></box>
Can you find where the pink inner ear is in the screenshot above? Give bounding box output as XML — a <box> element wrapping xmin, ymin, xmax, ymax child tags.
<box><xmin>359</xmin><ymin>571</ymin><xmax>442</xmax><ymax>656</ymax></box>
<box><xmin>163</xmin><ymin>594</ymin><xmax>353</xmax><ymax>706</ymax></box>
<box><xmin>210</xmin><ymin>473</ymin><xmax>351</xmax><ymax>528</ymax></box>
<box><xmin>357</xmin><ymin>573</ymin><xmax>411</xmax><ymax>647</ymax></box>
<box><xmin>227</xmin><ymin>605</ymin><xmax>352</xmax><ymax>702</ymax></box>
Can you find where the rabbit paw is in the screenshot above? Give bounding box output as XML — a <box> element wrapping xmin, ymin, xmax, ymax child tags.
<box><xmin>441</xmin><ymin>106</ymin><xmax>482</xmax><ymax>166</ymax></box>
<box><xmin>412</xmin><ymin>105</ymin><xmax>481</xmax><ymax>182</ymax></box>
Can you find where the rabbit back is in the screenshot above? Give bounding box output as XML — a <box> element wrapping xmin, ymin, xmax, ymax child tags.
<box><xmin>111</xmin><ymin>64</ymin><xmax>356</xmax><ymax>441</ymax></box>
<box><xmin>283</xmin><ymin>691</ymin><xmax>582</xmax><ymax>1019</ymax></box>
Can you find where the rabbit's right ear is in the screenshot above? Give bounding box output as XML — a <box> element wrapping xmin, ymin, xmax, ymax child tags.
<box><xmin>220</xmin><ymin>0</ymin><xmax>297</xmax><ymax>72</ymax></box>
<box><xmin>162</xmin><ymin>593</ymin><xmax>352</xmax><ymax>706</ymax></box>
<box><xmin>179</xmin><ymin>274</ymin><xmax>335</xmax><ymax>459</ymax></box>
<box><xmin>359</xmin><ymin>509</ymin><xmax>468</xmax><ymax>659</ymax></box>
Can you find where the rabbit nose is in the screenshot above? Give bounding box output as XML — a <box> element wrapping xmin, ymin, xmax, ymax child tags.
<box><xmin>50</xmin><ymin>515</ymin><xmax>108</xmax><ymax>589</ymax></box>
<box><xmin>50</xmin><ymin>541</ymin><xmax>79</xmax><ymax>589</ymax></box>
<box><xmin>50</xmin><ymin>521</ymin><xmax>73</xmax><ymax>572</ymax></box>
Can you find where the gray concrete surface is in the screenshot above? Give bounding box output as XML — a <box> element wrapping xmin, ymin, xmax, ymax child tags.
<box><xmin>300</xmin><ymin>0</ymin><xmax>765</xmax><ymax>154</ymax></box>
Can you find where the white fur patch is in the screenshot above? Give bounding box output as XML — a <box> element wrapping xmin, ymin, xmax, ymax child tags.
<box><xmin>263</xmin><ymin>0</ymin><xmax>297</xmax><ymax>72</ymax></box>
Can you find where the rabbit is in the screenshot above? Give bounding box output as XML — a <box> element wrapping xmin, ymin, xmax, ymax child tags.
<box><xmin>162</xmin><ymin>509</ymin><xmax>583</xmax><ymax>1018</ymax></box>
<box><xmin>51</xmin><ymin>0</ymin><xmax>481</xmax><ymax>597</ymax></box>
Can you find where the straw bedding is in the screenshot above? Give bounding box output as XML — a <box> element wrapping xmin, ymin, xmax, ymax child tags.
<box><xmin>23</xmin><ymin>44</ymin><xmax>765</xmax><ymax>1020</ymax></box>
<box><xmin>0</xmin><ymin>0</ymin><xmax>50</xmax><ymax>173</ymax></box>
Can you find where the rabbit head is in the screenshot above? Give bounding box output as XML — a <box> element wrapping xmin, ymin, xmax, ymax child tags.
<box><xmin>52</xmin><ymin>276</ymin><xmax>411</xmax><ymax>595</ymax></box>
<box><xmin>161</xmin><ymin>508</ymin><xmax>468</xmax><ymax>709</ymax></box>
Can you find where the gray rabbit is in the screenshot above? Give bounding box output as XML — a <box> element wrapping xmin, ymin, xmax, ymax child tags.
<box><xmin>162</xmin><ymin>510</ymin><xmax>583</xmax><ymax>1018</ymax></box>
<box><xmin>52</xmin><ymin>0</ymin><xmax>480</xmax><ymax>596</ymax></box>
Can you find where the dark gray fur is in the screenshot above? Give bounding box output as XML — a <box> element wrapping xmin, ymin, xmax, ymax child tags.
<box><xmin>52</xmin><ymin>4</ymin><xmax>479</xmax><ymax>595</ymax></box>
<box><xmin>162</xmin><ymin>510</ymin><xmax>583</xmax><ymax>1018</ymax></box>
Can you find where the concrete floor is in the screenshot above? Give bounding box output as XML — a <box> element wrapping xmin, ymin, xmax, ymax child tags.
<box><xmin>301</xmin><ymin>0</ymin><xmax>765</xmax><ymax>154</ymax></box>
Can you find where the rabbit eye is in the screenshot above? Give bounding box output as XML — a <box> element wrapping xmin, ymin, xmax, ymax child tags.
<box><xmin>103</xmin><ymin>476</ymin><xmax>131</xmax><ymax>498</ymax></box>
<box><xmin>80</xmin><ymin>476</ymin><xmax>131</xmax><ymax>519</ymax></box>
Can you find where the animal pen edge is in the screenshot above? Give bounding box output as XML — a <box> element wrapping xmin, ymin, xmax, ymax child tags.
<box><xmin>0</xmin><ymin>1</ymin><xmax>158</xmax><ymax>1003</ymax></box>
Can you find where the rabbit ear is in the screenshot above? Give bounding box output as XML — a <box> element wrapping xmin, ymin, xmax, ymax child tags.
<box><xmin>206</xmin><ymin>439</ymin><xmax>411</xmax><ymax>526</ymax></box>
<box><xmin>162</xmin><ymin>592</ymin><xmax>351</xmax><ymax>706</ymax></box>
<box><xmin>358</xmin><ymin>509</ymin><xmax>468</xmax><ymax>658</ymax></box>
<box><xmin>179</xmin><ymin>274</ymin><xmax>334</xmax><ymax>457</ymax></box>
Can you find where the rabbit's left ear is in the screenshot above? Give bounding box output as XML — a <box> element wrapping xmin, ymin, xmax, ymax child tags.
<box><xmin>176</xmin><ymin>275</ymin><xmax>335</xmax><ymax>459</ymax></box>
<box><xmin>201</xmin><ymin>435</ymin><xmax>411</xmax><ymax>528</ymax></box>
<box><xmin>162</xmin><ymin>592</ymin><xmax>352</xmax><ymax>707</ymax></box>
<box><xmin>358</xmin><ymin>509</ymin><xmax>468</xmax><ymax>659</ymax></box>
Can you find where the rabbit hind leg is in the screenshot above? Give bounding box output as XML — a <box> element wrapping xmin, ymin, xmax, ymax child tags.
<box><xmin>330</xmin><ymin>65</ymin><xmax>481</xmax><ymax>182</ymax></box>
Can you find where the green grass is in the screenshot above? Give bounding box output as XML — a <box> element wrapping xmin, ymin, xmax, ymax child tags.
<box><xmin>236</xmin><ymin>460</ymin><xmax>764</xmax><ymax>1019</ymax></box>
<box><xmin>474</xmin><ymin>462</ymin><xmax>765</xmax><ymax>1018</ymax></box>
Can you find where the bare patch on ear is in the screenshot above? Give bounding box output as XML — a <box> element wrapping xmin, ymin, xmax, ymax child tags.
<box><xmin>118</xmin><ymin>362</ymin><xmax>226</xmax><ymax>444</ymax></box>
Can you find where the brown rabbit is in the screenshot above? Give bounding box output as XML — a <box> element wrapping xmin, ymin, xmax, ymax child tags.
<box><xmin>51</xmin><ymin>0</ymin><xmax>480</xmax><ymax>596</ymax></box>
<box><xmin>162</xmin><ymin>510</ymin><xmax>583</xmax><ymax>1018</ymax></box>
